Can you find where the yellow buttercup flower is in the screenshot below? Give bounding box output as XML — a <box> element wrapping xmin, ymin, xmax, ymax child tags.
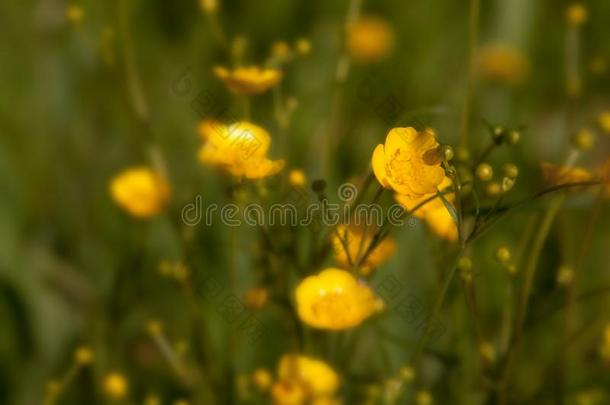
<box><xmin>332</xmin><ymin>224</ymin><xmax>396</xmax><ymax>275</ymax></box>
<box><xmin>425</xmin><ymin>206</ymin><xmax>458</xmax><ymax>242</ymax></box>
<box><xmin>477</xmin><ymin>43</ymin><xmax>530</xmax><ymax>86</ymax></box>
<box><xmin>278</xmin><ymin>354</ymin><xmax>339</xmax><ymax>397</ymax></box>
<box><xmin>271</xmin><ymin>379</ymin><xmax>306</xmax><ymax>405</ymax></box>
<box><xmin>395</xmin><ymin>176</ymin><xmax>453</xmax><ymax>218</ymax></box>
<box><xmin>198</xmin><ymin>120</ymin><xmax>285</xmax><ymax>179</ymax></box>
<box><xmin>541</xmin><ymin>163</ymin><xmax>591</xmax><ymax>189</ymax></box>
<box><xmin>213</xmin><ymin>66</ymin><xmax>282</xmax><ymax>95</ymax></box>
<box><xmin>396</xmin><ymin>176</ymin><xmax>457</xmax><ymax>242</ymax></box>
<box><xmin>295</xmin><ymin>268</ymin><xmax>377</xmax><ymax>330</ymax></box>
<box><xmin>110</xmin><ymin>167</ymin><xmax>170</xmax><ymax>218</ymax></box>
<box><xmin>372</xmin><ymin>127</ymin><xmax>445</xmax><ymax>197</ymax></box>
<box><xmin>347</xmin><ymin>15</ymin><xmax>395</xmax><ymax>63</ymax></box>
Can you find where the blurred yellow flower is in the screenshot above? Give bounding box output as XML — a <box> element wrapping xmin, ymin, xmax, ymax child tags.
<box><xmin>103</xmin><ymin>372</ymin><xmax>128</xmax><ymax>399</ymax></box>
<box><xmin>214</xmin><ymin>66</ymin><xmax>282</xmax><ymax>95</ymax></box>
<box><xmin>199</xmin><ymin>0</ymin><xmax>218</xmax><ymax>14</ymax></box>
<box><xmin>395</xmin><ymin>176</ymin><xmax>457</xmax><ymax>242</ymax></box>
<box><xmin>541</xmin><ymin>163</ymin><xmax>591</xmax><ymax>188</ymax></box>
<box><xmin>278</xmin><ymin>354</ymin><xmax>339</xmax><ymax>397</ymax></box>
<box><xmin>289</xmin><ymin>169</ymin><xmax>307</xmax><ymax>187</ymax></box>
<box><xmin>332</xmin><ymin>224</ymin><xmax>396</xmax><ymax>275</ymax></box>
<box><xmin>198</xmin><ymin>120</ymin><xmax>285</xmax><ymax>179</ymax></box>
<box><xmin>598</xmin><ymin>111</ymin><xmax>610</xmax><ymax>134</ymax></box>
<box><xmin>252</xmin><ymin>368</ymin><xmax>273</xmax><ymax>391</ymax></box>
<box><xmin>566</xmin><ymin>3</ymin><xmax>587</xmax><ymax>26</ymax></box>
<box><xmin>66</xmin><ymin>5</ymin><xmax>84</xmax><ymax>24</ymax></box>
<box><xmin>74</xmin><ymin>346</ymin><xmax>94</xmax><ymax>365</ymax></box>
<box><xmin>271</xmin><ymin>379</ymin><xmax>306</xmax><ymax>405</ymax></box>
<box><xmin>424</xmin><ymin>205</ymin><xmax>458</xmax><ymax>242</ymax></box>
<box><xmin>477</xmin><ymin>43</ymin><xmax>530</xmax><ymax>86</ymax></box>
<box><xmin>295</xmin><ymin>268</ymin><xmax>377</xmax><ymax>330</ymax></box>
<box><xmin>372</xmin><ymin>127</ymin><xmax>445</xmax><ymax>197</ymax></box>
<box><xmin>244</xmin><ymin>287</ymin><xmax>269</xmax><ymax>309</ymax></box>
<box><xmin>110</xmin><ymin>167</ymin><xmax>170</xmax><ymax>218</ymax></box>
<box><xmin>347</xmin><ymin>15</ymin><xmax>395</xmax><ymax>63</ymax></box>
<box><xmin>295</xmin><ymin>38</ymin><xmax>312</xmax><ymax>56</ymax></box>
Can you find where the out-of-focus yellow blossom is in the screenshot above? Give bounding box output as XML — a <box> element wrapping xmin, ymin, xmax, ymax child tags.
<box><xmin>74</xmin><ymin>346</ymin><xmax>94</xmax><ymax>365</ymax></box>
<box><xmin>213</xmin><ymin>66</ymin><xmax>282</xmax><ymax>95</ymax></box>
<box><xmin>311</xmin><ymin>397</ymin><xmax>341</xmax><ymax>405</ymax></box>
<box><xmin>600</xmin><ymin>324</ymin><xmax>610</xmax><ymax>362</ymax></box>
<box><xmin>198</xmin><ymin>120</ymin><xmax>285</xmax><ymax>179</ymax></box>
<box><xmin>395</xmin><ymin>176</ymin><xmax>458</xmax><ymax>242</ymax></box>
<box><xmin>572</xmin><ymin>129</ymin><xmax>595</xmax><ymax>151</ymax></box>
<box><xmin>295</xmin><ymin>268</ymin><xmax>378</xmax><ymax>330</ymax></box>
<box><xmin>332</xmin><ymin>224</ymin><xmax>396</xmax><ymax>275</ymax></box>
<box><xmin>244</xmin><ymin>287</ymin><xmax>269</xmax><ymax>309</ymax></box>
<box><xmin>477</xmin><ymin>43</ymin><xmax>530</xmax><ymax>86</ymax></box>
<box><xmin>372</xmin><ymin>127</ymin><xmax>445</xmax><ymax>197</ymax></box>
<box><xmin>144</xmin><ymin>394</ymin><xmax>161</xmax><ymax>405</ymax></box>
<box><xmin>199</xmin><ymin>0</ymin><xmax>218</xmax><ymax>14</ymax></box>
<box><xmin>566</xmin><ymin>3</ymin><xmax>587</xmax><ymax>26</ymax></box>
<box><xmin>252</xmin><ymin>368</ymin><xmax>272</xmax><ymax>391</ymax></box>
<box><xmin>295</xmin><ymin>38</ymin><xmax>312</xmax><ymax>56</ymax></box>
<box><xmin>346</xmin><ymin>15</ymin><xmax>395</xmax><ymax>63</ymax></box>
<box><xmin>103</xmin><ymin>372</ymin><xmax>128</xmax><ymax>399</ymax></box>
<box><xmin>479</xmin><ymin>342</ymin><xmax>496</xmax><ymax>363</ymax></box>
<box><xmin>278</xmin><ymin>354</ymin><xmax>339</xmax><ymax>397</ymax></box>
<box><xmin>598</xmin><ymin>111</ymin><xmax>610</xmax><ymax>134</ymax></box>
<box><xmin>557</xmin><ymin>265</ymin><xmax>574</xmax><ymax>286</ymax></box>
<box><xmin>399</xmin><ymin>366</ymin><xmax>415</xmax><ymax>382</ymax></box>
<box><xmin>272</xmin><ymin>41</ymin><xmax>291</xmax><ymax>59</ymax></box>
<box><xmin>146</xmin><ymin>319</ymin><xmax>163</xmax><ymax>336</ymax></box>
<box><xmin>110</xmin><ymin>167</ymin><xmax>170</xmax><ymax>218</ymax></box>
<box><xmin>271</xmin><ymin>379</ymin><xmax>306</xmax><ymax>405</ymax></box>
<box><xmin>416</xmin><ymin>390</ymin><xmax>433</xmax><ymax>405</ymax></box>
<box><xmin>289</xmin><ymin>169</ymin><xmax>307</xmax><ymax>187</ymax></box>
<box><xmin>424</xmin><ymin>206</ymin><xmax>458</xmax><ymax>242</ymax></box>
<box><xmin>541</xmin><ymin>163</ymin><xmax>591</xmax><ymax>189</ymax></box>
<box><xmin>66</xmin><ymin>5</ymin><xmax>84</xmax><ymax>24</ymax></box>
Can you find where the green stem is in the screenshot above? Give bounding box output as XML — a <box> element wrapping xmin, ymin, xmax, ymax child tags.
<box><xmin>499</xmin><ymin>194</ymin><xmax>564</xmax><ymax>403</ymax></box>
<box><xmin>460</xmin><ymin>0</ymin><xmax>480</xmax><ymax>150</ymax></box>
<box><xmin>410</xmin><ymin>247</ymin><xmax>465</xmax><ymax>365</ymax></box>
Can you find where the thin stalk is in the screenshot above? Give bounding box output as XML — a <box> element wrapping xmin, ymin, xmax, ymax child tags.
<box><xmin>498</xmin><ymin>194</ymin><xmax>565</xmax><ymax>403</ymax></box>
<box><xmin>409</xmin><ymin>247</ymin><xmax>466</xmax><ymax>365</ymax></box>
<box><xmin>460</xmin><ymin>0</ymin><xmax>481</xmax><ymax>150</ymax></box>
<box><xmin>557</xmin><ymin>187</ymin><xmax>604</xmax><ymax>395</ymax></box>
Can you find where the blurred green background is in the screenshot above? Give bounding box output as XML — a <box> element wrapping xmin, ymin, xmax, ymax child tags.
<box><xmin>1</xmin><ymin>0</ymin><xmax>610</xmax><ymax>404</ymax></box>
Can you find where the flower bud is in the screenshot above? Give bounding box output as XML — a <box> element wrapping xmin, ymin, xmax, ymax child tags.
<box><xmin>476</xmin><ymin>163</ymin><xmax>493</xmax><ymax>181</ymax></box>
